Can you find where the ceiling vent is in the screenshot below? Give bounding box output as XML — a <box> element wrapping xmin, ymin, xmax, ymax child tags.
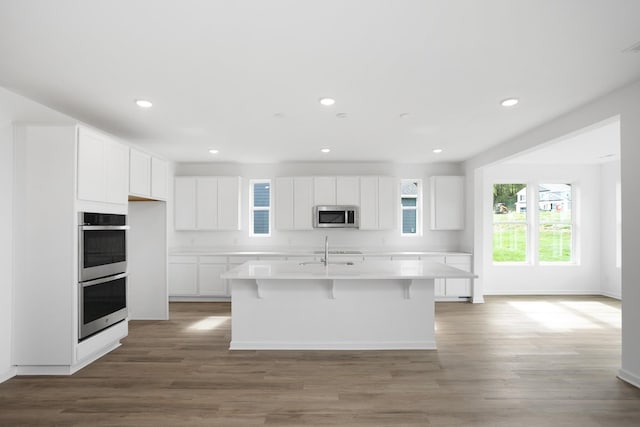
<box><xmin>623</xmin><ymin>41</ymin><xmax>640</xmax><ymax>53</ymax></box>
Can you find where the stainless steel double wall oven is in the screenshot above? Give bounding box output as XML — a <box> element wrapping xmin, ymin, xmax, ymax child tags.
<box><xmin>78</xmin><ymin>212</ymin><xmax>129</xmax><ymax>341</ymax></box>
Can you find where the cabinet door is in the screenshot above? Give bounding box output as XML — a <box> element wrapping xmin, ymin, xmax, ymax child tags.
<box><xmin>218</xmin><ymin>177</ymin><xmax>241</xmax><ymax>230</ymax></box>
<box><xmin>168</xmin><ymin>260</ymin><xmax>198</xmax><ymax>295</ymax></box>
<box><xmin>336</xmin><ymin>176</ymin><xmax>359</xmax><ymax>205</ymax></box>
<box><xmin>77</xmin><ymin>127</ymin><xmax>105</xmax><ymax>202</ymax></box>
<box><xmin>151</xmin><ymin>157</ymin><xmax>168</xmax><ymax>200</ymax></box>
<box><xmin>445</xmin><ymin>278</ymin><xmax>471</xmax><ymax>297</ymax></box>
<box><xmin>359</xmin><ymin>176</ymin><xmax>378</xmax><ymax>230</ymax></box>
<box><xmin>196</xmin><ymin>177</ymin><xmax>218</xmax><ymax>229</ymax></box>
<box><xmin>198</xmin><ymin>264</ymin><xmax>228</xmax><ymax>296</ymax></box>
<box><xmin>129</xmin><ymin>149</ymin><xmax>151</xmax><ymax>197</ymax></box>
<box><xmin>104</xmin><ymin>141</ymin><xmax>129</xmax><ymax>204</ymax></box>
<box><xmin>174</xmin><ymin>177</ymin><xmax>197</xmax><ymax>229</ymax></box>
<box><xmin>275</xmin><ymin>177</ymin><xmax>294</xmax><ymax>230</ymax></box>
<box><xmin>378</xmin><ymin>176</ymin><xmax>397</xmax><ymax>230</ymax></box>
<box><xmin>430</xmin><ymin>176</ymin><xmax>464</xmax><ymax>230</ymax></box>
<box><xmin>434</xmin><ymin>279</ymin><xmax>446</xmax><ymax>297</ymax></box>
<box><xmin>313</xmin><ymin>177</ymin><xmax>336</xmax><ymax>205</ymax></box>
<box><xmin>293</xmin><ymin>177</ymin><xmax>314</xmax><ymax>229</ymax></box>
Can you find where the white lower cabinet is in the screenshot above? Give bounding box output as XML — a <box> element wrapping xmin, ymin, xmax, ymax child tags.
<box><xmin>444</xmin><ymin>255</ymin><xmax>472</xmax><ymax>297</ymax></box>
<box><xmin>169</xmin><ymin>255</ymin><xmax>258</xmax><ymax>298</ymax></box>
<box><xmin>168</xmin><ymin>256</ymin><xmax>198</xmax><ymax>295</ymax></box>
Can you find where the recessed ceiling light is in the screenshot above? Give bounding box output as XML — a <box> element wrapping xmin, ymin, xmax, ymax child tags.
<box><xmin>208</xmin><ymin>149</ymin><xmax>219</xmax><ymax>154</ymax></box>
<box><xmin>321</xmin><ymin>148</ymin><xmax>331</xmax><ymax>153</ymax></box>
<box><xmin>135</xmin><ymin>99</ymin><xmax>153</xmax><ymax>108</ymax></box>
<box><xmin>336</xmin><ymin>113</ymin><xmax>348</xmax><ymax>118</ymax></box>
<box><xmin>399</xmin><ymin>113</ymin><xmax>412</xmax><ymax>119</ymax></box>
<box><xmin>432</xmin><ymin>148</ymin><xmax>443</xmax><ymax>154</ymax></box>
<box><xmin>501</xmin><ymin>98</ymin><xmax>519</xmax><ymax>107</ymax></box>
<box><xmin>319</xmin><ymin>98</ymin><xmax>335</xmax><ymax>106</ymax></box>
<box><xmin>273</xmin><ymin>112</ymin><xmax>285</xmax><ymax>118</ymax></box>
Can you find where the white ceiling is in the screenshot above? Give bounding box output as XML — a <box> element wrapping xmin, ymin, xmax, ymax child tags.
<box><xmin>1</xmin><ymin>0</ymin><xmax>639</xmax><ymax>163</ymax></box>
<box><xmin>503</xmin><ymin>118</ymin><xmax>620</xmax><ymax>165</ymax></box>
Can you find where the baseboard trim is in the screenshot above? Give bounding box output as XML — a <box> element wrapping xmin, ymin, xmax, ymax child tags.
<box><xmin>0</xmin><ymin>367</ymin><xmax>16</xmax><ymax>384</ymax></box>
<box><xmin>169</xmin><ymin>296</ymin><xmax>230</xmax><ymax>302</ymax></box>
<box><xmin>229</xmin><ymin>340</ymin><xmax>437</xmax><ymax>351</ymax></box>
<box><xmin>618</xmin><ymin>368</ymin><xmax>640</xmax><ymax>390</ymax></box>
<box><xmin>483</xmin><ymin>290</ymin><xmax>602</xmax><ymax>296</ymax></box>
<box><xmin>600</xmin><ymin>290</ymin><xmax>621</xmax><ymax>300</ymax></box>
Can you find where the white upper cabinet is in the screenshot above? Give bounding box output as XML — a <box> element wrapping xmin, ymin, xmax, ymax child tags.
<box><xmin>174</xmin><ymin>176</ymin><xmax>241</xmax><ymax>231</ymax></box>
<box><xmin>174</xmin><ymin>177</ymin><xmax>197</xmax><ymax>229</ymax></box>
<box><xmin>313</xmin><ymin>176</ymin><xmax>336</xmax><ymax>205</ymax></box>
<box><xmin>77</xmin><ymin>126</ymin><xmax>129</xmax><ymax>205</ymax></box>
<box><xmin>196</xmin><ymin>177</ymin><xmax>218</xmax><ymax>230</ymax></box>
<box><xmin>359</xmin><ymin>176</ymin><xmax>397</xmax><ymax>230</ymax></box>
<box><xmin>151</xmin><ymin>157</ymin><xmax>169</xmax><ymax>200</ymax></box>
<box><xmin>129</xmin><ymin>149</ymin><xmax>151</xmax><ymax>197</ymax></box>
<box><xmin>336</xmin><ymin>176</ymin><xmax>360</xmax><ymax>205</ymax></box>
<box><xmin>293</xmin><ymin>177</ymin><xmax>314</xmax><ymax>229</ymax></box>
<box><xmin>430</xmin><ymin>176</ymin><xmax>465</xmax><ymax>230</ymax></box>
<box><xmin>218</xmin><ymin>176</ymin><xmax>241</xmax><ymax>230</ymax></box>
<box><xmin>359</xmin><ymin>176</ymin><xmax>379</xmax><ymax>230</ymax></box>
<box><xmin>275</xmin><ymin>176</ymin><xmax>314</xmax><ymax>230</ymax></box>
<box><xmin>129</xmin><ymin>148</ymin><xmax>168</xmax><ymax>201</ymax></box>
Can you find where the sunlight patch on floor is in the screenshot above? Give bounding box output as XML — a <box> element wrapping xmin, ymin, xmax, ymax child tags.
<box><xmin>507</xmin><ymin>300</ymin><xmax>620</xmax><ymax>331</ymax></box>
<box><xmin>187</xmin><ymin>316</ymin><xmax>230</xmax><ymax>331</ymax></box>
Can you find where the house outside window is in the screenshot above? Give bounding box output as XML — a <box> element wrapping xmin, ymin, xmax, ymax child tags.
<box><xmin>493</xmin><ymin>182</ymin><xmax>574</xmax><ymax>264</ymax></box>
<box><xmin>493</xmin><ymin>184</ymin><xmax>527</xmax><ymax>262</ymax></box>
<box><xmin>538</xmin><ymin>184</ymin><xmax>572</xmax><ymax>262</ymax></box>
<box><xmin>401</xmin><ymin>179</ymin><xmax>421</xmax><ymax>235</ymax></box>
<box><xmin>250</xmin><ymin>180</ymin><xmax>270</xmax><ymax>236</ymax></box>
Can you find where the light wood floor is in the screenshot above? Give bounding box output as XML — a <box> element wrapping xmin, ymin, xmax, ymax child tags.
<box><xmin>1</xmin><ymin>296</ymin><xmax>639</xmax><ymax>426</ymax></box>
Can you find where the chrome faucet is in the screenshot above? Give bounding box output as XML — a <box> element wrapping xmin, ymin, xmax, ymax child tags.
<box><xmin>322</xmin><ymin>235</ymin><xmax>329</xmax><ymax>267</ymax></box>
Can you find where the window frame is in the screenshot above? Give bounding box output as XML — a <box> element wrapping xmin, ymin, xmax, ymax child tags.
<box><xmin>492</xmin><ymin>181</ymin><xmax>577</xmax><ymax>266</ymax></box>
<box><xmin>249</xmin><ymin>179</ymin><xmax>271</xmax><ymax>237</ymax></box>
<box><xmin>400</xmin><ymin>179</ymin><xmax>422</xmax><ymax>237</ymax></box>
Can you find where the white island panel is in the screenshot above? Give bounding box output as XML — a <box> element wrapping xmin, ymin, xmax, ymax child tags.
<box><xmin>223</xmin><ymin>260</ymin><xmax>475</xmax><ymax>351</ymax></box>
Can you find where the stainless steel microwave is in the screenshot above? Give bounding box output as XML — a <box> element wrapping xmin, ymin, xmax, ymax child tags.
<box><xmin>313</xmin><ymin>206</ymin><xmax>359</xmax><ymax>228</ymax></box>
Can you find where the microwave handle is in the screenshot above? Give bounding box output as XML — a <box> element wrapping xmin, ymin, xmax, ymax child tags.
<box><xmin>81</xmin><ymin>272</ymin><xmax>128</xmax><ymax>287</ymax></box>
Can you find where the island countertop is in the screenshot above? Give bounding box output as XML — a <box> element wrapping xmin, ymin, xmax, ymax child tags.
<box><xmin>221</xmin><ymin>259</ymin><xmax>477</xmax><ymax>281</ymax></box>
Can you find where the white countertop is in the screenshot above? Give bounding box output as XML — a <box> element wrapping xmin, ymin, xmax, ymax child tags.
<box><xmin>221</xmin><ymin>260</ymin><xmax>477</xmax><ymax>280</ymax></box>
<box><xmin>170</xmin><ymin>246</ymin><xmax>471</xmax><ymax>257</ymax></box>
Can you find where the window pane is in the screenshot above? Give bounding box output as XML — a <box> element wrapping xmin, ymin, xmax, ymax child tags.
<box><xmin>493</xmin><ymin>184</ymin><xmax>526</xmax><ymax>216</ymax></box>
<box><xmin>253</xmin><ymin>210</ymin><xmax>269</xmax><ymax>235</ymax></box>
<box><xmin>402</xmin><ymin>210</ymin><xmax>417</xmax><ymax>234</ymax></box>
<box><xmin>493</xmin><ymin>223</ymin><xmax>527</xmax><ymax>262</ymax></box>
<box><xmin>539</xmin><ymin>224</ymin><xmax>571</xmax><ymax>262</ymax></box>
<box><xmin>401</xmin><ymin>181</ymin><xmax>418</xmax><ymax>196</ymax></box>
<box><xmin>538</xmin><ymin>183</ymin><xmax>571</xmax><ymax>222</ymax></box>
<box><xmin>401</xmin><ymin>197</ymin><xmax>417</xmax><ymax>207</ymax></box>
<box><xmin>253</xmin><ymin>182</ymin><xmax>270</xmax><ymax>207</ymax></box>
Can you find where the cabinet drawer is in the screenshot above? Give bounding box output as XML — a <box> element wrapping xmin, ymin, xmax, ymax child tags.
<box><xmin>169</xmin><ymin>255</ymin><xmax>198</xmax><ymax>264</ymax></box>
<box><xmin>286</xmin><ymin>256</ymin><xmax>318</xmax><ymax>262</ymax></box>
<box><xmin>199</xmin><ymin>255</ymin><xmax>227</xmax><ymax>264</ymax></box>
<box><xmin>258</xmin><ymin>256</ymin><xmax>287</xmax><ymax>261</ymax></box>
<box><xmin>391</xmin><ymin>255</ymin><xmax>420</xmax><ymax>261</ymax></box>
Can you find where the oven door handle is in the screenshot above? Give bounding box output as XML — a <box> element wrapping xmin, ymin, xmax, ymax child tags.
<box><xmin>80</xmin><ymin>225</ymin><xmax>130</xmax><ymax>231</ymax></box>
<box><xmin>81</xmin><ymin>272</ymin><xmax>128</xmax><ymax>287</ymax></box>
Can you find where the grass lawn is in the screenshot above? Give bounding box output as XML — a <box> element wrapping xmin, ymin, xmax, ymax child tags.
<box><xmin>493</xmin><ymin>213</ymin><xmax>572</xmax><ymax>262</ymax></box>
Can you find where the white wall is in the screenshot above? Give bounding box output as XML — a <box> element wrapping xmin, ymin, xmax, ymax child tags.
<box><xmin>170</xmin><ymin>162</ymin><xmax>466</xmax><ymax>252</ymax></box>
<box><xmin>481</xmin><ymin>163</ymin><xmax>602</xmax><ymax>295</ymax></box>
<box><xmin>600</xmin><ymin>160</ymin><xmax>621</xmax><ymax>299</ymax></box>
<box><xmin>0</xmin><ymin>122</ymin><xmax>15</xmax><ymax>382</ymax></box>
<box><xmin>464</xmin><ymin>78</ymin><xmax>640</xmax><ymax>389</ymax></box>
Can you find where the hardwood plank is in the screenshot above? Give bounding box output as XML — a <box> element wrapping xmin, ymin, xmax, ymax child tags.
<box><xmin>1</xmin><ymin>296</ymin><xmax>639</xmax><ymax>426</ymax></box>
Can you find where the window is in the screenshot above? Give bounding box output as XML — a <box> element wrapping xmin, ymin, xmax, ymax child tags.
<box><xmin>538</xmin><ymin>184</ymin><xmax>572</xmax><ymax>262</ymax></box>
<box><xmin>492</xmin><ymin>182</ymin><xmax>575</xmax><ymax>264</ymax></box>
<box><xmin>250</xmin><ymin>180</ymin><xmax>270</xmax><ymax>236</ymax></box>
<box><xmin>493</xmin><ymin>184</ymin><xmax>527</xmax><ymax>262</ymax></box>
<box><xmin>401</xmin><ymin>179</ymin><xmax>421</xmax><ymax>235</ymax></box>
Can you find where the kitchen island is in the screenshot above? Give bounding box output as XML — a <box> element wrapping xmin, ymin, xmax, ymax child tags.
<box><xmin>221</xmin><ymin>259</ymin><xmax>476</xmax><ymax>350</ymax></box>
